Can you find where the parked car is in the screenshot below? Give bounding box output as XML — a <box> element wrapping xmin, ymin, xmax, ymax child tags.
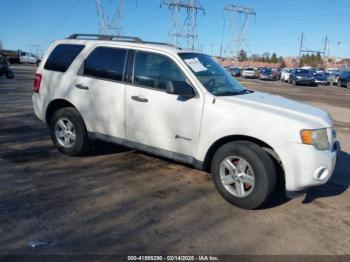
<box><xmin>242</xmin><ymin>67</ymin><xmax>257</xmax><ymax>78</ymax></box>
<box><xmin>272</xmin><ymin>68</ymin><xmax>282</xmax><ymax>80</ymax></box>
<box><xmin>32</xmin><ymin>33</ymin><xmax>340</xmax><ymax>210</ymax></box>
<box><xmin>280</xmin><ymin>68</ymin><xmax>292</xmax><ymax>82</ymax></box>
<box><xmin>289</xmin><ymin>68</ymin><xmax>315</xmax><ymax>86</ymax></box>
<box><xmin>229</xmin><ymin>67</ymin><xmax>241</xmax><ymax>77</ymax></box>
<box><xmin>19</xmin><ymin>52</ymin><xmax>41</xmax><ymax>65</ymax></box>
<box><xmin>337</xmin><ymin>70</ymin><xmax>350</xmax><ymax>88</ymax></box>
<box><xmin>314</xmin><ymin>73</ymin><xmax>330</xmax><ymax>86</ymax></box>
<box><xmin>259</xmin><ymin>68</ymin><xmax>274</xmax><ymax>80</ymax></box>
<box><xmin>325</xmin><ymin>72</ymin><xmax>339</xmax><ymax>86</ymax></box>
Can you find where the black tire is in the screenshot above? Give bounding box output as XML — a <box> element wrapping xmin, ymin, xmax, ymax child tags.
<box><xmin>5</xmin><ymin>71</ymin><xmax>14</xmax><ymax>79</ymax></box>
<box><xmin>49</xmin><ymin>107</ymin><xmax>90</xmax><ymax>156</ymax></box>
<box><xmin>211</xmin><ymin>141</ymin><xmax>277</xmax><ymax>210</ymax></box>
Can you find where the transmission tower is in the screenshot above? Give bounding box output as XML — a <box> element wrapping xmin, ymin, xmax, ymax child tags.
<box><xmin>95</xmin><ymin>0</ymin><xmax>126</xmax><ymax>36</ymax></box>
<box><xmin>224</xmin><ymin>4</ymin><xmax>256</xmax><ymax>59</ymax></box>
<box><xmin>161</xmin><ymin>0</ymin><xmax>205</xmax><ymax>50</ymax></box>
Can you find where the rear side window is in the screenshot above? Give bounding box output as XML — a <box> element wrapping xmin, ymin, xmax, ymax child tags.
<box><xmin>84</xmin><ymin>47</ymin><xmax>127</xmax><ymax>81</ymax></box>
<box><xmin>44</xmin><ymin>44</ymin><xmax>84</xmax><ymax>72</ymax></box>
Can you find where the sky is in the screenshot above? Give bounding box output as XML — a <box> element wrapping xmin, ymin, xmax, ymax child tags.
<box><xmin>0</xmin><ymin>0</ymin><xmax>349</xmax><ymax>58</ymax></box>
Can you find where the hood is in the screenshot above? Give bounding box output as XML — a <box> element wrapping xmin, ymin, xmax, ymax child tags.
<box><xmin>216</xmin><ymin>91</ymin><xmax>333</xmax><ymax>128</ymax></box>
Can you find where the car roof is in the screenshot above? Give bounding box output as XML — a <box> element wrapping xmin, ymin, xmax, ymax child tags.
<box><xmin>55</xmin><ymin>34</ymin><xmax>199</xmax><ymax>55</ymax></box>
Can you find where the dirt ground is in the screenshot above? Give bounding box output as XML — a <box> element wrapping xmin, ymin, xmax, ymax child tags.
<box><xmin>0</xmin><ymin>65</ymin><xmax>349</xmax><ymax>255</ymax></box>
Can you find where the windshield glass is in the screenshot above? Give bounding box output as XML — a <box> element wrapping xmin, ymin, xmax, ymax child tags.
<box><xmin>262</xmin><ymin>69</ymin><xmax>272</xmax><ymax>74</ymax></box>
<box><xmin>296</xmin><ymin>69</ymin><xmax>310</xmax><ymax>75</ymax></box>
<box><xmin>179</xmin><ymin>53</ymin><xmax>246</xmax><ymax>96</ymax></box>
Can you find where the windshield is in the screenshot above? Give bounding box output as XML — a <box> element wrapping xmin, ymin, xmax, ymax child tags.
<box><xmin>179</xmin><ymin>53</ymin><xmax>246</xmax><ymax>96</ymax></box>
<box><xmin>296</xmin><ymin>69</ymin><xmax>310</xmax><ymax>75</ymax></box>
<box><xmin>262</xmin><ymin>69</ymin><xmax>272</xmax><ymax>74</ymax></box>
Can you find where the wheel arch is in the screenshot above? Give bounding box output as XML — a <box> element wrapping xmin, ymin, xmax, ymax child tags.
<box><xmin>202</xmin><ymin>135</ymin><xmax>284</xmax><ymax>175</ymax></box>
<box><xmin>45</xmin><ymin>99</ymin><xmax>77</xmax><ymax>124</ymax></box>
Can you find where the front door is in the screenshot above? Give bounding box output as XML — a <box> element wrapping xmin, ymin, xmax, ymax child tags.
<box><xmin>125</xmin><ymin>51</ymin><xmax>203</xmax><ymax>156</ymax></box>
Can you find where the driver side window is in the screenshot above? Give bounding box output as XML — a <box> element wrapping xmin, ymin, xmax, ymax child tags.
<box><xmin>133</xmin><ymin>51</ymin><xmax>186</xmax><ymax>91</ymax></box>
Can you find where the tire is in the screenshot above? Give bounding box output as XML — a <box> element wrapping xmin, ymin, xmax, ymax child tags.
<box><xmin>211</xmin><ymin>141</ymin><xmax>277</xmax><ymax>210</ymax></box>
<box><xmin>5</xmin><ymin>70</ymin><xmax>14</xmax><ymax>79</ymax></box>
<box><xmin>49</xmin><ymin>107</ymin><xmax>90</xmax><ymax>156</ymax></box>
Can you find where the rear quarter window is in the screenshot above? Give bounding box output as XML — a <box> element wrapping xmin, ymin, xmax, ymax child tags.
<box><xmin>44</xmin><ymin>44</ymin><xmax>85</xmax><ymax>72</ymax></box>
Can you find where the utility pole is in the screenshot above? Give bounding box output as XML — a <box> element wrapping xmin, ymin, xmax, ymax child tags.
<box><xmin>323</xmin><ymin>36</ymin><xmax>328</xmax><ymax>59</ymax></box>
<box><xmin>161</xmin><ymin>0</ymin><xmax>205</xmax><ymax>50</ymax></box>
<box><xmin>220</xmin><ymin>18</ymin><xmax>226</xmax><ymax>58</ymax></box>
<box><xmin>299</xmin><ymin>32</ymin><xmax>304</xmax><ymax>58</ymax></box>
<box><xmin>95</xmin><ymin>0</ymin><xmax>126</xmax><ymax>36</ymax></box>
<box><xmin>224</xmin><ymin>4</ymin><xmax>256</xmax><ymax>59</ymax></box>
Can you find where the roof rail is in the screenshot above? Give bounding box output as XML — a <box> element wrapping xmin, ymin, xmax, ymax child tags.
<box><xmin>67</xmin><ymin>34</ymin><xmax>180</xmax><ymax>49</ymax></box>
<box><xmin>67</xmin><ymin>34</ymin><xmax>143</xmax><ymax>43</ymax></box>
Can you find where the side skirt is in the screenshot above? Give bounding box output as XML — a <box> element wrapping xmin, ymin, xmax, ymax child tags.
<box><xmin>89</xmin><ymin>132</ymin><xmax>205</xmax><ymax>170</ymax></box>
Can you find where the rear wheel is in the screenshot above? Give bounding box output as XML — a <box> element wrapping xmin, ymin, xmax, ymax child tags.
<box><xmin>211</xmin><ymin>141</ymin><xmax>277</xmax><ymax>210</ymax></box>
<box><xmin>49</xmin><ymin>107</ymin><xmax>90</xmax><ymax>156</ymax></box>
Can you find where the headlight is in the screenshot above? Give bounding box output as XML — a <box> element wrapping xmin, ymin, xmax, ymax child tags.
<box><xmin>300</xmin><ymin>128</ymin><xmax>330</xmax><ymax>150</ymax></box>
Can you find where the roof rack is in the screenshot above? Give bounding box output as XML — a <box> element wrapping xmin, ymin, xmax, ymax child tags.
<box><xmin>67</xmin><ymin>34</ymin><xmax>143</xmax><ymax>43</ymax></box>
<box><xmin>67</xmin><ymin>34</ymin><xmax>179</xmax><ymax>49</ymax></box>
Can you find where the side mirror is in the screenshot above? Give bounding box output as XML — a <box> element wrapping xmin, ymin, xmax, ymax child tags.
<box><xmin>166</xmin><ymin>81</ymin><xmax>195</xmax><ymax>98</ymax></box>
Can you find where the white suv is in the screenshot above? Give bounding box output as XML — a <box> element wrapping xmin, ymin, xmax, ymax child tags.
<box><xmin>32</xmin><ymin>34</ymin><xmax>340</xmax><ymax>209</ymax></box>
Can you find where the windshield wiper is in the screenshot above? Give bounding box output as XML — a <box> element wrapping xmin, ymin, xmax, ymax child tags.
<box><xmin>214</xmin><ymin>89</ymin><xmax>253</xmax><ymax>96</ymax></box>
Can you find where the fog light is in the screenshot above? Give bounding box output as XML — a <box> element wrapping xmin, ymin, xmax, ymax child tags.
<box><xmin>312</xmin><ymin>166</ymin><xmax>329</xmax><ymax>181</ymax></box>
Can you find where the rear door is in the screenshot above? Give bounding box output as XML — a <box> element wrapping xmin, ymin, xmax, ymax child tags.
<box><xmin>73</xmin><ymin>46</ymin><xmax>128</xmax><ymax>139</ymax></box>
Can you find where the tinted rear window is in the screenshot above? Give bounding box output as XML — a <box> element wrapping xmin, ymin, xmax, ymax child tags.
<box><xmin>84</xmin><ymin>47</ymin><xmax>127</xmax><ymax>81</ymax></box>
<box><xmin>44</xmin><ymin>44</ymin><xmax>84</xmax><ymax>72</ymax></box>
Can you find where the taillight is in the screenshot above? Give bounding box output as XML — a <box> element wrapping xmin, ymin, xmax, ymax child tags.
<box><xmin>33</xmin><ymin>73</ymin><xmax>42</xmax><ymax>93</ymax></box>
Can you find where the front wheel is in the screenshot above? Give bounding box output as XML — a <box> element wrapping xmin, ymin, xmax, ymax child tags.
<box><xmin>49</xmin><ymin>107</ymin><xmax>90</xmax><ymax>156</ymax></box>
<box><xmin>211</xmin><ymin>141</ymin><xmax>276</xmax><ymax>209</ymax></box>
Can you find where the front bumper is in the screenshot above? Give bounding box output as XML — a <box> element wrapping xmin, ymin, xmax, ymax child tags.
<box><xmin>276</xmin><ymin>141</ymin><xmax>340</xmax><ymax>193</ymax></box>
<box><xmin>260</xmin><ymin>75</ymin><xmax>274</xmax><ymax>80</ymax></box>
<box><xmin>296</xmin><ymin>79</ymin><xmax>314</xmax><ymax>85</ymax></box>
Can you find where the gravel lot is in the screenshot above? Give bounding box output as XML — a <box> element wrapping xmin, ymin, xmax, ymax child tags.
<box><xmin>0</xmin><ymin>65</ymin><xmax>349</xmax><ymax>255</ymax></box>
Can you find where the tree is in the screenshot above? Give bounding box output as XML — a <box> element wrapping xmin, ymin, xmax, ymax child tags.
<box><xmin>262</xmin><ymin>52</ymin><xmax>271</xmax><ymax>62</ymax></box>
<box><xmin>270</xmin><ymin>52</ymin><xmax>278</xmax><ymax>63</ymax></box>
<box><xmin>278</xmin><ymin>56</ymin><xmax>286</xmax><ymax>67</ymax></box>
<box><xmin>250</xmin><ymin>54</ymin><xmax>261</xmax><ymax>61</ymax></box>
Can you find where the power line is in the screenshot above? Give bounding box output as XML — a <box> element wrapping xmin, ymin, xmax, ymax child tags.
<box><xmin>160</xmin><ymin>0</ymin><xmax>205</xmax><ymax>50</ymax></box>
<box><xmin>95</xmin><ymin>0</ymin><xmax>126</xmax><ymax>36</ymax></box>
<box><xmin>224</xmin><ymin>4</ymin><xmax>256</xmax><ymax>59</ymax></box>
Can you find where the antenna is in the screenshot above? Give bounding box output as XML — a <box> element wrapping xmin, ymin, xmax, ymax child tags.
<box><xmin>161</xmin><ymin>0</ymin><xmax>205</xmax><ymax>50</ymax></box>
<box><xmin>95</xmin><ymin>0</ymin><xmax>126</xmax><ymax>36</ymax></box>
<box><xmin>224</xmin><ymin>4</ymin><xmax>256</xmax><ymax>59</ymax></box>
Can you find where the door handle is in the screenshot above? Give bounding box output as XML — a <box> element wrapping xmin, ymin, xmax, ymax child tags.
<box><xmin>75</xmin><ymin>84</ymin><xmax>89</xmax><ymax>90</ymax></box>
<box><xmin>131</xmin><ymin>96</ymin><xmax>148</xmax><ymax>103</ymax></box>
